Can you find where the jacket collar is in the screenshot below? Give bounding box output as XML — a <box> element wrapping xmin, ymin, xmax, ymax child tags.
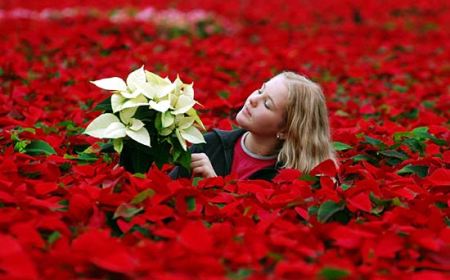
<box><xmin>212</xmin><ymin>128</ymin><xmax>247</xmax><ymax>150</ymax></box>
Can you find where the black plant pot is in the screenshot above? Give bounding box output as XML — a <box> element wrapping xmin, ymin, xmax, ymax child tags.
<box><xmin>118</xmin><ymin>140</ymin><xmax>154</xmax><ymax>174</ymax></box>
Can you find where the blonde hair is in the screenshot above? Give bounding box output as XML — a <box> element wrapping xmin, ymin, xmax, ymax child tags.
<box><xmin>277</xmin><ymin>71</ymin><xmax>336</xmax><ymax>173</ymax></box>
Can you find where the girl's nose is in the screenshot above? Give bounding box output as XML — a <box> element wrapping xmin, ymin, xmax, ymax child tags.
<box><xmin>248</xmin><ymin>94</ymin><xmax>257</xmax><ymax>107</ymax></box>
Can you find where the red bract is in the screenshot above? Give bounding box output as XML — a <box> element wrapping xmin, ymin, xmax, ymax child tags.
<box><xmin>0</xmin><ymin>0</ymin><xmax>449</xmax><ymax>278</ymax></box>
<box><xmin>71</xmin><ymin>229</ymin><xmax>138</xmax><ymax>274</ymax></box>
<box><xmin>427</xmin><ymin>168</ymin><xmax>450</xmax><ymax>186</ymax></box>
<box><xmin>178</xmin><ymin>221</ymin><xmax>214</xmax><ymax>254</ymax></box>
<box><xmin>0</xmin><ymin>234</ymin><xmax>38</xmax><ymax>280</ymax></box>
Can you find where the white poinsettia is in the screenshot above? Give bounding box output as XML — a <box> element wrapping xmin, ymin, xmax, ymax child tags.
<box><xmin>91</xmin><ymin>65</ymin><xmax>148</xmax><ymax>99</ymax></box>
<box><xmin>149</xmin><ymin>96</ymin><xmax>171</xmax><ymax>113</ymax></box>
<box><xmin>111</xmin><ymin>93</ymin><xmax>148</xmax><ymax>113</ymax></box>
<box><xmin>185</xmin><ymin>107</ymin><xmax>205</xmax><ymax>130</ymax></box>
<box><xmin>173</xmin><ymin>75</ymin><xmax>194</xmax><ymax>98</ymax></box>
<box><xmin>86</xmin><ymin>65</ymin><xmax>206</xmax><ymax>166</ymax></box>
<box><xmin>171</xmin><ymin>91</ymin><xmax>196</xmax><ymax>115</ymax></box>
<box><xmin>140</xmin><ymin>71</ymin><xmax>175</xmax><ymax>112</ymax></box>
<box><xmin>84</xmin><ymin>110</ymin><xmax>151</xmax><ymax>147</ymax></box>
<box><xmin>84</xmin><ymin>114</ymin><xmax>127</xmax><ymax>139</ymax></box>
<box><xmin>175</xmin><ymin>116</ymin><xmax>205</xmax><ymax>151</ymax></box>
<box><xmin>161</xmin><ymin>111</ymin><xmax>175</xmax><ymax>128</ymax></box>
<box><xmin>169</xmin><ymin>76</ymin><xmax>196</xmax><ymax>115</ymax></box>
<box><xmin>160</xmin><ymin>115</ymin><xmax>205</xmax><ymax>151</ymax></box>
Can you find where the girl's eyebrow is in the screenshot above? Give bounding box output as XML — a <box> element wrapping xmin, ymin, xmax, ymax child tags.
<box><xmin>260</xmin><ymin>83</ymin><xmax>266</xmax><ymax>91</ymax></box>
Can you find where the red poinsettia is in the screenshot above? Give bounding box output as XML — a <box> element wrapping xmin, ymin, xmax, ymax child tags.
<box><xmin>0</xmin><ymin>0</ymin><xmax>449</xmax><ymax>278</ymax></box>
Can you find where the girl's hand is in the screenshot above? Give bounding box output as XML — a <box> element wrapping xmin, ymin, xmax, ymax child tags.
<box><xmin>190</xmin><ymin>153</ymin><xmax>217</xmax><ymax>178</ymax></box>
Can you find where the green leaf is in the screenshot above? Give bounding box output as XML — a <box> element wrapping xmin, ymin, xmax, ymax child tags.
<box><xmin>391</xmin><ymin>197</ymin><xmax>404</xmax><ymax>207</ymax></box>
<box><xmin>404</xmin><ymin>108</ymin><xmax>418</xmax><ymax>119</ymax></box>
<box><xmin>435</xmin><ymin>201</ymin><xmax>447</xmax><ymax>209</ymax></box>
<box><xmin>340</xmin><ymin>183</ymin><xmax>351</xmax><ymax>191</ymax></box>
<box><xmin>129</xmin><ymin>224</ymin><xmax>151</xmax><ymax>237</ymax></box>
<box><xmin>267</xmin><ymin>251</ymin><xmax>283</xmax><ymax>261</ymax></box>
<box><xmin>308</xmin><ymin>205</ymin><xmax>319</xmax><ymax>217</ymax></box>
<box><xmin>445</xmin><ymin>217</ymin><xmax>450</xmax><ymax>227</ymax></box>
<box><xmin>385</xmin><ymin>157</ymin><xmax>403</xmax><ymax>166</ymax></box>
<box><xmin>364</xmin><ymin>136</ymin><xmax>386</xmax><ymax>149</ymax></box>
<box><xmin>317</xmin><ymin>200</ymin><xmax>345</xmax><ymax>223</ymax></box>
<box><xmin>58</xmin><ymin>199</ymin><xmax>69</xmax><ymax>207</ymax></box>
<box><xmin>243</xmin><ymin>206</ymin><xmax>251</xmax><ymax>216</ymax></box>
<box><xmin>402</xmin><ymin>138</ymin><xmax>425</xmax><ymax>155</ymax></box>
<box><xmin>100</xmin><ymin>142</ymin><xmax>115</xmax><ymax>153</ymax></box>
<box><xmin>394</xmin><ymin>127</ymin><xmax>446</xmax><ymax>151</ymax></box>
<box><xmin>319</xmin><ymin>267</ymin><xmax>350</xmax><ymax>280</ymax></box>
<box><xmin>218</xmin><ymin>90</ymin><xmax>230</xmax><ymax>99</ymax></box>
<box><xmin>397</xmin><ymin>164</ymin><xmax>428</xmax><ymax>178</ymax></box>
<box><xmin>300</xmin><ymin>174</ymin><xmax>318</xmax><ymax>182</ymax></box>
<box><xmin>202</xmin><ymin>220</ymin><xmax>212</xmax><ymax>228</ymax></box>
<box><xmin>429</xmin><ymin>136</ymin><xmax>447</xmax><ymax>146</ymax></box>
<box><xmin>393</xmin><ymin>131</ymin><xmax>411</xmax><ymax>143</ymax></box>
<box><xmin>411</xmin><ymin>126</ymin><xmax>430</xmax><ymax>138</ymax></box>
<box><xmin>58</xmin><ymin>120</ymin><xmax>83</xmax><ymax>135</ymax></box>
<box><xmin>352</xmin><ymin>154</ymin><xmax>376</xmax><ymax>164</ymax></box>
<box><xmin>64</xmin><ymin>153</ymin><xmax>98</xmax><ymax>163</ymax></box>
<box><xmin>131</xmin><ymin>189</ymin><xmax>155</xmax><ymax>205</ymax></box>
<box><xmin>227</xmin><ymin>268</ymin><xmax>252</xmax><ymax>280</ymax></box>
<box><xmin>94</xmin><ymin>96</ymin><xmax>112</xmax><ymax>112</ymax></box>
<box><xmin>113</xmin><ymin>138</ymin><xmax>123</xmax><ymax>153</ymax></box>
<box><xmin>175</xmin><ymin>150</ymin><xmax>191</xmax><ymax>172</ymax></box>
<box><xmin>392</xmin><ymin>84</ymin><xmax>408</xmax><ymax>93</ymax></box>
<box><xmin>369</xmin><ymin>192</ymin><xmax>391</xmax><ymax>208</ymax></box>
<box><xmin>422</xmin><ymin>100</ymin><xmax>435</xmax><ymax>108</ymax></box>
<box><xmin>333</xmin><ymin>141</ymin><xmax>352</xmax><ymax>151</ymax></box>
<box><xmin>133</xmin><ymin>173</ymin><xmax>146</xmax><ymax>179</ymax></box>
<box><xmin>113</xmin><ymin>203</ymin><xmax>143</xmax><ymax>219</ymax></box>
<box><xmin>14</xmin><ymin>139</ymin><xmax>30</xmax><ymax>153</ymax></box>
<box><xmin>186</xmin><ymin>196</ymin><xmax>196</xmax><ymax>211</ymax></box>
<box><xmin>155</xmin><ymin>112</ymin><xmax>163</xmax><ymax>131</ymax></box>
<box><xmin>25</xmin><ymin>140</ymin><xmax>57</xmax><ymax>156</ymax></box>
<box><xmin>378</xmin><ymin>149</ymin><xmax>408</xmax><ymax>160</ymax></box>
<box><xmin>32</xmin><ymin>122</ymin><xmax>47</xmax><ymax>130</ymax></box>
<box><xmin>47</xmin><ymin>231</ymin><xmax>61</xmax><ymax>245</ymax></box>
<box><xmin>371</xmin><ymin>205</ymin><xmax>384</xmax><ymax>215</ymax></box>
<box><xmin>78</xmin><ymin>152</ymin><xmax>99</xmax><ymax>161</ymax></box>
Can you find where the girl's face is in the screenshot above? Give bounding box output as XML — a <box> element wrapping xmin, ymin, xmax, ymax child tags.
<box><xmin>236</xmin><ymin>75</ymin><xmax>289</xmax><ymax>136</ymax></box>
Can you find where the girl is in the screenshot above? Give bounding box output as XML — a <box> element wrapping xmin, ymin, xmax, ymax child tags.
<box><xmin>170</xmin><ymin>71</ymin><xmax>336</xmax><ymax>180</ymax></box>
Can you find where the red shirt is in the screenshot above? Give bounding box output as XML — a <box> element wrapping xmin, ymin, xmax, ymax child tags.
<box><xmin>231</xmin><ymin>134</ymin><xmax>277</xmax><ymax>179</ymax></box>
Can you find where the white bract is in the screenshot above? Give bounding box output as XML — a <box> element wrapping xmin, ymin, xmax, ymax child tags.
<box><xmin>91</xmin><ymin>66</ymin><xmax>150</xmax><ymax>113</ymax></box>
<box><xmin>85</xmin><ymin>111</ymin><xmax>151</xmax><ymax>147</ymax></box>
<box><xmin>91</xmin><ymin>66</ymin><xmax>146</xmax><ymax>98</ymax></box>
<box><xmin>160</xmin><ymin>114</ymin><xmax>205</xmax><ymax>151</ymax></box>
<box><xmin>170</xmin><ymin>76</ymin><xmax>196</xmax><ymax>114</ymax></box>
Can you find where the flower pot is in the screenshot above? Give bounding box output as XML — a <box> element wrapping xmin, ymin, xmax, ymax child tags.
<box><xmin>119</xmin><ymin>139</ymin><xmax>154</xmax><ymax>174</ymax></box>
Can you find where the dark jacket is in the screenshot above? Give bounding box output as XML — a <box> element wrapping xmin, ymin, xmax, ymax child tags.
<box><xmin>169</xmin><ymin>129</ymin><xmax>281</xmax><ymax>181</ymax></box>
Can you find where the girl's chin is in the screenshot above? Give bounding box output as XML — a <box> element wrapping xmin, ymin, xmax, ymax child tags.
<box><xmin>235</xmin><ymin>112</ymin><xmax>246</xmax><ymax>126</ymax></box>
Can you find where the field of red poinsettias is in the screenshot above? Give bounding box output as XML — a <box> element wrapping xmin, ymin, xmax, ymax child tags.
<box><xmin>1</xmin><ymin>0</ymin><xmax>449</xmax><ymax>279</ymax></box>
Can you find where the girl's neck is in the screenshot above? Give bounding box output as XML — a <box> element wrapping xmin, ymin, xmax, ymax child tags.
<box><xmin>244</xmin><ymin>132</ymin><xmax>280</xmax><ymax>157</ymax></box>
